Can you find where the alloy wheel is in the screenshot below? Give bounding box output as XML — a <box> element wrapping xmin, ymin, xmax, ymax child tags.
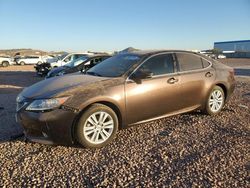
<box><xmin>83</xmin><ymin>111</ymin><xmax>114</xmax><ymax>144</ymax></box>
<box><xmin>209</xmin><ymin>90</ymin><xmax>224</xmax><ymax>113</ymax></box>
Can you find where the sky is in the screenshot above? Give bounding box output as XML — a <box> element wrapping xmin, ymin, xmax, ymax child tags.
<box><xmin>0</xmin><ymin>0</ymin><xmax>249</xmax><ymax>52</ymax></box>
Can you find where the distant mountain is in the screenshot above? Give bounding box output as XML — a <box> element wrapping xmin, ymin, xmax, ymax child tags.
<box><xmin>0</xmin><ymin>49</ymin><xmax>47</xmax><ymax>57</ymax></box>
<box><xmin>119</xmin><ymin>47</ymin><xmax>140</xmax><ymax>53</ymax></box>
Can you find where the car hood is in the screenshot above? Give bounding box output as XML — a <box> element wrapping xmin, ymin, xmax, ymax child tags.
<box><xmin>20</xmin><ymin>74</ymin><xmax>109</xmax><ymax>99</ymax></box>
<box><xmin>49</xmin><ymin>60</ymin><xmax>59</xmax><ymax>64</ymax></box>
<box><xmin>47</xmin><ymin>66</ymin><xmax>68</xmax><ymax>77</ymax></box>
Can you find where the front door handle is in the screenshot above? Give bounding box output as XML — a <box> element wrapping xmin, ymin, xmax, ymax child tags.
<box><xmin>167</xmin><ymin>77</ymin><xmax>178</xmax><ymax>84</ymax></box>
<box><xmin>205</xmin><ymin>72</ymin><xmax>213</xmax><ymax>77</ymax></box>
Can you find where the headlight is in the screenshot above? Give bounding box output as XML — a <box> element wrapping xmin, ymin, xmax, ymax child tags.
<box><xmin>57</xmin><ymin>71</ymin><xmax>65</xmax><ymax>76</ymax></box>
<box><xmin>26</xmin><ymin>97</ymin><xmax>69</xmax><ymax>111</ymax></box>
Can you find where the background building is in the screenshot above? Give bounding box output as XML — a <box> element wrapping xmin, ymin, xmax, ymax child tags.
<box><xmin>214</xmin><ymin>40</ymin><xmax>250</xmax><ymax>58</ymax></box>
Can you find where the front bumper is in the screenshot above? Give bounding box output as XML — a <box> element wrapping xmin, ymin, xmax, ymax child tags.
<box><xmin>16</xmin><ymin>108</ymin><xmax>78</xmax><ymax>145</ymax></box>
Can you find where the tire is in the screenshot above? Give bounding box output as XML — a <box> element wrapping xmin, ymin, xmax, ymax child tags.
<box><xmin>76</xmin><ymin>103</ymin><xmax>118</xmax><ymax>148</ymax></box>
<box><xmin>203</xmin><ymin>86</ymin><xmax>225</xmax><ymax>115</ymax></box>
<box><xmin>20</xmin><ymin>61</ymin><xmax>25</xmax><ymax>66</ymax></box>
<box><xmin>2</xmin><ymin>61</ymin><xmax>9</xmax><ymax>67</ymax></box>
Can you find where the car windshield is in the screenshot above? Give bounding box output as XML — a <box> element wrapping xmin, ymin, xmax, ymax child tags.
<box><xmin>86</xmin><ymin>54</ymin><xmax>142</xmax><ymax>77</ymax></box>
<box><xmin>58</xmin><ymin>53</ymin><xmax>68</xmax><ymax>60</ymax></box>
<box><xmin>65</xmin><ymin>56</ymin><xmax>88</xmax><ymax>68</ymax></box>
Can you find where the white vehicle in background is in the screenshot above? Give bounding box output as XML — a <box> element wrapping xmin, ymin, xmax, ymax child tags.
<box><xmin>218</xmin><ymin>54</ymin><xmax>226</xmax><ymax>59</ymax></box>
<box><xmin>41</xmin><ymin>55</ymin><xmax>55</xmax><ymax>63</ymax></box>
<box><xmin>45</xmin><ymin>54</ymin><xmax>66</xmax><ymax>64</ymax></box>
<box><xmin>0</xmin><ymin>56</ymin><xmax>15</xmax><ymax>67</ymax></box>
<box><xmin>17</xmin><ymin>56</ymin><xmax>43</xmax><ymax>65</ymax></box>
<box><xmin>49</xmin><ymin>52</ymin><xmax>93</xmax><ymax>68</ymax></box>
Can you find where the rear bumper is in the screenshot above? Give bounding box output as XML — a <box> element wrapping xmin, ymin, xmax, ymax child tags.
<box><xmin>227</xmin><ymin>83</ymin><xmax>235</xmax><ymax>101</ymax></box>
<box><xmin>16</xmin><ymin>108</ymin><xmax>77</xmax><ymax>145</ymax></box>
<box><xmin>226</xmin><ymin>77</ymin><xmax>236</xmax><ymax>102</ymax></box>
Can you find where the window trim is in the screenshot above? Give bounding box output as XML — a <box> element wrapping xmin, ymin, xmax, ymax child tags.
<box><xmin>127</xmin><ymin>52</ymin><xmax>178</xmax><ymax>81</ymax></box>
<box><xmin>174</xmin><ymin>52</ymin><xmax>212</xmax><ymax>74</ymax></box>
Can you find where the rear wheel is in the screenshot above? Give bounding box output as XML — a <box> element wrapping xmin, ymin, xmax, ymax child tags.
<box><xmin>76</xmin><ymin>103</ymin><xmax>118</xmax><ymax>148</ymax></box>
<box><xmin>204</xmin><ymin>86</ymin><xmax>225</xmax><ymax>115</ymax></box>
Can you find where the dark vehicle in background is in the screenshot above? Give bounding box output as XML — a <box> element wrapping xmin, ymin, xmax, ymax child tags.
<box><xmin>46</xmin><ymin>54</ymin><xmax>111</xmax><ymax>78</ymax></box>
<box><xmin>34</xmin><ymin>62</ymin><xmax>52</xmax><ymax>77</ymax></box>
<box><xmin>34</xmin><ymin>53</ymin><xmax>69</xmax><ymax>76</ymax></box>
<box><xmin>16</xmin><ymin>50</ymin><xmax>235</xmax><ymax>148</ymax></box>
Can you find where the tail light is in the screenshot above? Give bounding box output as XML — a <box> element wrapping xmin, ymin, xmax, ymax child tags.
<box><xmin>229</xmin><ymin>69</ymin><xmax>235</xmax><ymax>77</ymax></box>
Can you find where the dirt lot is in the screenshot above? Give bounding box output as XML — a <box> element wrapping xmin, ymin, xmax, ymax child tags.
<box><xmin>0</xmin><ymin>60</ymin><xmax>249</xmax><ymax>187</ymax></box>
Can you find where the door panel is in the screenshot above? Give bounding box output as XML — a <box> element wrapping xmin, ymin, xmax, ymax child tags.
<box><xmin>125</xmin><ymin>75</ymin><xmax>181</xmax><ymax>124</ymax></box>
<box><xmin>175</xmin><ymin>52</ymin><xmax>216</xmax><ymax>109</ymax></box>
<box><xmin>32</xmin><ymin>58</ymin><xmax>38</xmax><ymax>64</ymax></box>
<box><xmin>177</xmin><ymin>68</ymin><xmax>215</xmax><ymax>109</ymax></box>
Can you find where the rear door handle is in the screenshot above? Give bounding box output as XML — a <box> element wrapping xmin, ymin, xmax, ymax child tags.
<box><xmin>205</xmin><ymin>72</ymin><xmax>213</xmax><ymax>77</ymax></box>
<box><xmin>167</xmin><ymin>77</ymin><xmax>178</xmax><ymax>84</ymax></box>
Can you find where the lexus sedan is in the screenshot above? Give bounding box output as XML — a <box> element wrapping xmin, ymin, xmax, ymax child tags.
<box><xmin>16</xmin><ymin>50</ymin><xmax>235</xmax><ymax>148</ymax></box>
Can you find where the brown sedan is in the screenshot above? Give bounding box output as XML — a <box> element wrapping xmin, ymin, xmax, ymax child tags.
<box><xmin>16</xmin><ymin>50</ymin><xmax>235</xmax><ymax>148</ymax></box>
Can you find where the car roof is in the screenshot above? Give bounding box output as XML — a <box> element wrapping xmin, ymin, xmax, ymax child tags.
<box><xmin>67</xmin><ymin>52</ymin><xmax>94</xmax><ymax>55</ymax></box>
<box><xmin>126</xmin><ymin>49</ymin><xmax>198</xmax><ymax>56</ymax></box>
<box><xmin>87</xmin><ymin>54</ymin><xmax>112</xmax><ymax>58</ymax></box>
<box><xmin>124</xmin><ymin>49</ymin><xmax>215</xmax><ymax>62</ymax></box>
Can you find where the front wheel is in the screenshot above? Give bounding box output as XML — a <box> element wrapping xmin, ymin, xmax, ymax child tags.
<box><xmin>2</xmin><ymin>61</ymin><xmax>9</xmax><ymax>67</ymax></box>
<box><xmin>203</xmin><ymin>86</ymin><xmax>225</xmax><ymax>115</ymax></box>
<box><xmin>76</xmin><ymin>104</ymin><xmax>118</xmax><ymax>148</ymax></box>
<box><xmin>20</xmin><ymin>61</ymin><xmax>25</xmax><ymax>65</ymax></box>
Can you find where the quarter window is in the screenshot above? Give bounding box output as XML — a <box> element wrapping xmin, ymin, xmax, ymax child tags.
<box><xmin>138</xmin><ymin>54</ymin><xmax>175</xmax><ymax>76</ymax></box>
<box><xmin>176</xmin><ymin>53</ymin><xmax>203</xmax><ymax>71</ymax></box>
<box><xmin>201</xmin><ymin>58</ymin><xmax>210</xmax><ymax>68</ymax></box>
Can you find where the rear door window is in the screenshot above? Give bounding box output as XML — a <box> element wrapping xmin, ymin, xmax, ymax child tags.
<box><xmin>176</xmin><ymin>53</ymin><xmax>203</xmax><ymax>72</ymax></box>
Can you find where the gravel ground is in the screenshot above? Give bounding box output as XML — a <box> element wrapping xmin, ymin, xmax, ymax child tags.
<box><xmin>219</xmin><ymin>58</ymin><xmax>250</xmax><ymax>68</ymax></box>
<box><xmin>0</xmin><ymin>62</ymin><xmax>249</xmax><ymax>187</ymax></box>
<box><xmin>0</xmin><ymin>67</ymin><xmax>42</xmax><ymax>140</ymax></box>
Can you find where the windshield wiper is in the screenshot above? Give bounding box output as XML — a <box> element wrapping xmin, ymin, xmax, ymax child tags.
<box><xmin>86</xmin><ymin>71</ymin><xmax>103</xmax><ymax>77</ymax></box>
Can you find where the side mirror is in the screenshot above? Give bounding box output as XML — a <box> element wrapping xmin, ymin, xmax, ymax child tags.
<box><xmin>130</xmin><ymin>69</ymin><xmax>153</xmax><ymax>83</ymax></box>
